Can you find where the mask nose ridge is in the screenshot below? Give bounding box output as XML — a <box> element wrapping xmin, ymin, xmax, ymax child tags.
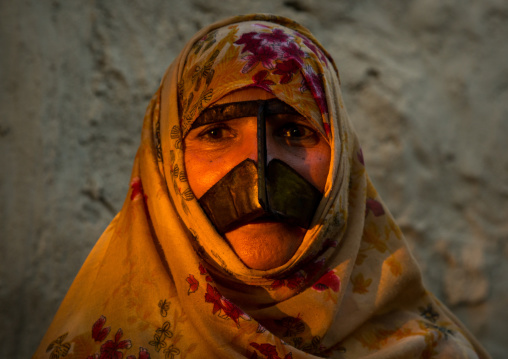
<box><xmin>257</xmin><ymin>101</ymin><xmax>269</xmax><ymax>209</ymax></box>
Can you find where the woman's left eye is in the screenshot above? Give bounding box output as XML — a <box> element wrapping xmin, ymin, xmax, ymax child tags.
<box><xmin>279</xmin><ymin>124</ymin><xmax>312</xmax><ymax>138</ymax></box>
<box><xmin>276</xmin><ymin>123</ymin><xmax>319</xmax><ymax>146</ymax></box>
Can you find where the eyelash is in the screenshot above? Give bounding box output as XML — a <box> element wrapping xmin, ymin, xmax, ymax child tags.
<box><xmin>197</xmin><ymin>123</ymin><xmax>235</xmax><ymax>142</ymax></box>
<box><xmin>193</xmin><ymin>119</ymin><xmax>319</xmax><ymax>147</ymax></box>
<box><xmin>277</xmin><ymin>123</ymin><xmax>313</xmax><ymax>137</ymax></box>
<box><xmin>275</xmin><ymin>122</ymin><xmax>319</xmax><ymax>147</ymax></box>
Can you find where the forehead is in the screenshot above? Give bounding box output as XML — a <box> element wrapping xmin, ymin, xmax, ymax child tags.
<box><xmin>215</xmin><ymin>87</ymin><xmax>275</xmax><ymax>104</ymax></box>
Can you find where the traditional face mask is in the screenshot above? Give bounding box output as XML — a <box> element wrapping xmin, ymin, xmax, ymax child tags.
<box><xmin>194</xmin><ymin>99</ymin><xmax>323</xmax><ymax>234</ymax></box>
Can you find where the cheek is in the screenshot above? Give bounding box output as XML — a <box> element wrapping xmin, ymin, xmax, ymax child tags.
<box><xmin>277</xmin><ymin>142</ymin><xmax>331</xmax><ymax>192</ymax></box>
<box><xmin>184</xmin><ymin>151</ymin><xmax>225</xmax><ymax>199</ymax></box>
<box><xmin>309</xmin><ymin>148</ymin><xmax>331</xmax><ymax>192</ymax></box>
<box><xmin>184</xmin><ymin>120</ymin><xmax>258</xmax><ymax>198</ymax></box>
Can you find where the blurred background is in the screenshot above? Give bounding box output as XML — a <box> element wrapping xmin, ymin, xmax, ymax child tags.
<box><xmin>1</xmin><ymin>0</ymin><xmax>507</xmax><ymax>357</ymax></box>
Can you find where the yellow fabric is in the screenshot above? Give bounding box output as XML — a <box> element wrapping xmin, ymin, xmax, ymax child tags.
<box><xmin>34</xmin><ymin>14</ymin><xmax>490</xmax><ymax>359</ymax></box>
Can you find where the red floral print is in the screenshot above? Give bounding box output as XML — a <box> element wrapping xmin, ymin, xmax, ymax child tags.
<box><xmin>186</xmin><ymin>274</ymin><xmax>199</xmax><ymax>295</ymax></box>
<box><xmin>198</xmin><ymin>263</ymin><xmax>207</xmax><ymax>275</ymax></box>
<box><xmin>88</xmin><ymin>316</ymin><xmax>152</xmax><ymax>359</ymax></box>
<box><xmin>366</xmin><ymin>198</ymin><xmax>385</xmax><ymax>217</ymax></box>
<box><xmin>252</xmin><ymin>70</ymin><xmax>275</xmax><ymax>91</ymax></box>
<box><xmin>269</xmin><ymin>259</ymin><xmax>333</xmax><ymax>291</ymax></box>
<box><xmin>273</xmin><ymin>59</ymin><xmax>301</xmax><ymax>84</ymax></box>
<box><xmin>250</xmin><ymin>342</ymin><xmax>293</xmax><ymax>359</ymax></box>
<box><xmin>205</xmin><ymin>283</ymin><xmax>223</xmax><ymax>314</ymax></box>
<box><xmin>235</xmin><ymin>28</ymin><xmax>309</xmax><ymax>76</ymax></box>
<box><xmin>270</xmin><ymin>279</ymin><xmax>285</xmax><ymax>290</ymax></box>
<box><xmin>304</xmin><ymin>258</ymin><xmax>325</xmax><ymax>280</ymax></box>
<box><xmin>250</xmin><ymin>343</ymin><xmax>279</xmax><ymax>359</ymax></box>
<box><xmin>269</xmin><ymin>272</ymin><xmax>304</xmax><ymax>290</ymax></box>
<box><xmin>100</xmin><ymin>328</ymin><xmax>132</xmax><ymax>359</ymax></box>
<box><xmin>258</xmin><ymin>29</ymin><xmax>289</xmax><ymax>43</ymax></box>
<box><xmin>357</xmin><ymin>148</ymin><xmax>365</xmax><ymax>166</ymax></box>
<box><xmin>286</xmin><ymin>272</ymin><xmax>305</xmax><ymax>290</ymax></box>
<box><xmin>300</xmin><ymin>35</ymin><xmax>327</xmax><ymax>65</ymax></box>
<box><xmin>323</xmin><ymin>123</ymin><xmax>331</xmax><ymax>137</ymax></box>
<box><xmin>204</xmin><ymin>283</ymin><xmax>250</xmax><ymax>325</ymax></box>
<box><xmin>92</xmin><ymin>316</ymin><xmax>111</xmax><ymax>342</ymax></box>
<box><xmin>236</xmin><ymin>29</ymin><xmax>290</xmax><ymax>56</ymax></box>
<box><xmin>235</xmin><ymin>32</ymin><xmax>263</xmax><ymax>54</ymax></box>
<box><xmin>242</xmin><ymin>46</ymin><xmax>278</xmax><ymax>73</ymax></box>
<box><xmin>197</xmin><ymin>262</ymin><xmax>215</xmax><ymax>282</ymax></box>
<box><xmin>220</xmin><ymin>297</ymin><xmax>250</xmax><ymax>326</ymax></box>
<box><xmin>280</xmin><ymin>42</ymin><xmax>305</xmax><ymax>64</ymax></box>
<box><xmin>198</xmin><ymin>263</ymin><xmax>214</xmax><ymax>281</ymax></box>
<box><xmin>126</xmin><ymin>347</ymin><xmax>150</xmax><ymax>359</ymax></box>
<box><xmin>312</xmin><ymin>270</ymin><xmax>341</xmax><ymax>292</ymax></box>
<box><xmin>138</xmin><ymin>347</ymin><xmax>151</xmax><ymax>359</ymax></box>
<box><xmin>130</xmin><ymin>177</ymin><xmax>146</xmax><ymax>201</ymax></box>
<box><xmin>301</xmin><ymin>69</ymin><xmax>328</xmax><ymax>115</ymax></box>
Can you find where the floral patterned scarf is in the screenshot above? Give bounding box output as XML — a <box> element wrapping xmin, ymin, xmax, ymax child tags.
<box><xmin>34</xmin><ymin>14</ymin><xmax>490</xmax><ymax>359</ymax></box>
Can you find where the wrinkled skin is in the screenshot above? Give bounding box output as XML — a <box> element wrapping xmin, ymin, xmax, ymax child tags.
<box><xmin>184</xmin><ymin>88</ymin><xmax>330</xmax><ymax>270</ymax></box>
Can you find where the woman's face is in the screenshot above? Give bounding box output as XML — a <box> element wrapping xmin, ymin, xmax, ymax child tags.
<box><xmin>184</xmin><ymin>88</ymin><xmax>331</xmax><ymax>270</ymax></box>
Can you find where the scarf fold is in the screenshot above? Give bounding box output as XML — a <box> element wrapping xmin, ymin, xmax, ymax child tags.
<box><xmin>34</xmin><ymin>14</ymin><xmax>490</xmax><ymax>359</ymax></box>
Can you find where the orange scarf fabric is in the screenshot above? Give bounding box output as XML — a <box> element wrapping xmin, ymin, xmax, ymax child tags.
<box><xmin>34</xmin><ymin>14</ymin><xmax>490</xmax><ymax>359</ymax></box>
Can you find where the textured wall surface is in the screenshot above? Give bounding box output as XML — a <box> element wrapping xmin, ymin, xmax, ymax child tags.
<box><xmin>1</xmin><ymin>0</ymin><xmax>507</xmax><ymax>358</ymax></box>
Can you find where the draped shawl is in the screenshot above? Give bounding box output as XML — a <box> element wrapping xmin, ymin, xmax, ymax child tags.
<box><xmin>34</xmin><ymin>14</ymin><xmax>490</xmax><ymax>359</ymax></box>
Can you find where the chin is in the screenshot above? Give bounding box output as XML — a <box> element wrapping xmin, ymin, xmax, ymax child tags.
<box><xmin>224</xmin><ymin>222</ymin><xmax>306</xmax><ymax>270</ymax></box>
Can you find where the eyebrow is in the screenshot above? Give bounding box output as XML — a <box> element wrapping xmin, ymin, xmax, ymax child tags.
<box><xmin>191</xmin><ymin>98</ymin><xmax>300</xmax><ymax>129</ymax></box>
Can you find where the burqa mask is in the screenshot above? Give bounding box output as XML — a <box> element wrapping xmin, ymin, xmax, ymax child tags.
<box><xmin>193</xmin><ymin>99</ymin><xmax>323</xmax><ymax>234</ymax></box>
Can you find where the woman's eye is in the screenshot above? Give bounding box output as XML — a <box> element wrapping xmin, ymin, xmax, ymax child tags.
<box><xmin>280</xmin><ymin>124</ymin><xmax>310</xmax><ymax>138</ymax></box>
<box><xmin>198</xmin><ymin>124</ymin><xmax>235</xmax><ymax>142</ymax></box>
<box><xmin>276</xmin><ymin>123</ymin><xmax>319</xmax><ymax>146</ymax></box>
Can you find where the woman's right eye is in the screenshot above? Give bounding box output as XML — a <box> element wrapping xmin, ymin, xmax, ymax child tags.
<box><xmin>198</xmin><ymin>124</ymin><xmax>235</xmax><ymax>142</ymax></box>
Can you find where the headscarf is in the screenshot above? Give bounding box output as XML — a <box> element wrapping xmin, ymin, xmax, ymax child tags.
<box><xmin>34</xmin><ymin>14</ymin><xmax>490</xmax><ymax>359</ymax></box>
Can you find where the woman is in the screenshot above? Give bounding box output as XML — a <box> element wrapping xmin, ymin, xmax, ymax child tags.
<box><xmin>34</xmin><ymin>14</ymin><xmax>490</xmax><ymax>359</ymax></box>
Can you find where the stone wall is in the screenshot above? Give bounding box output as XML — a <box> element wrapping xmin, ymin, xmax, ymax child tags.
<box><xmin>1</xmin><ymin>0</ymin><xmax>506</xmax><ymax>357</ymax></box>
